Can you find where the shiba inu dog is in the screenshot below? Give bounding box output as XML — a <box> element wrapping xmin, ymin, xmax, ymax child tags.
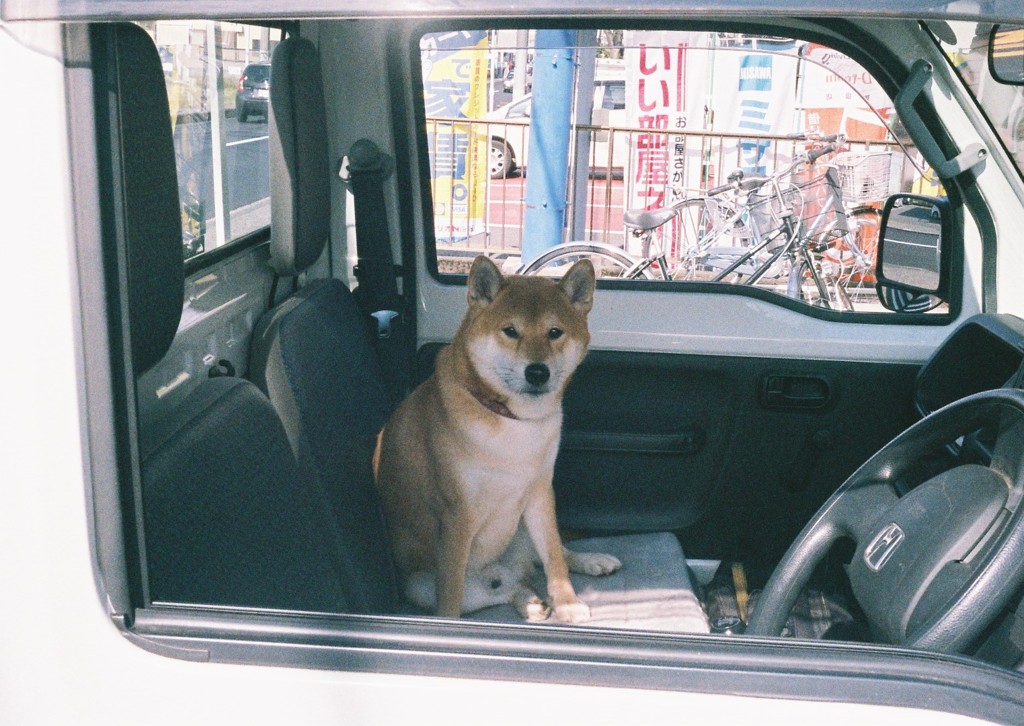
<box><xmin>374</xmin><ymin>256</ymin><xmax>621</xmax><ymax>622</ymax></box>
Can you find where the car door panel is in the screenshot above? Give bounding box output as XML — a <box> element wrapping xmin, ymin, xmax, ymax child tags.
<box><xmin>556</xmin><ymin>350</ymin><xmax>920</xmax><ymax>564</ymax></box>
<box><xmin>136</xmin><ymin>245</ymin><xmax>274</xmax><ymax>447</ymax></box>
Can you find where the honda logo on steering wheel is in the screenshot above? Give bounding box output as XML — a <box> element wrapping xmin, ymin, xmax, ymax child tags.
<box><xmin>865</xmin><ymin>522</ymin><xmax>905</xmax><ymax>572</ymax></box>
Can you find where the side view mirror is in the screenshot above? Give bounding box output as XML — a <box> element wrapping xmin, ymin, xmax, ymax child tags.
<box><xmin>989</xmin><ymin>25</ymin><xmax>1024</xmax><ymax>85</ymax></box>
<box><xmin>875</xmin><ymin>194</ymin><xmax>950</xmax><ymax>313</ymax></box>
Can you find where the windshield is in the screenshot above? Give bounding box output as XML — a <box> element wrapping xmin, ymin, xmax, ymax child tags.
<box><xmin>934</xmin><ymin>21</ymin><xmax>1024</xmax><ymax>178</ymax></box>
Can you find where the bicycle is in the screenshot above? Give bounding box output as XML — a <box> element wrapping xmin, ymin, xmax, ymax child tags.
<box><xmin>517</xmin><ymin>134</ymin><xmax>878</xmax><ymax>310</ymax></box>
<box><xmin>514</xmin><ymin>162</ymin><xmax>773</xmax><ymax>282</ymax></box>
<box><xmin>693</xmin><ymin>146</ymin><xmax>879</xmax><ymax>310</ymax></box>
<box><xmin>726</xmin><ymin>161</ymin><xmax>854</xmax><ymax>309</ymax></box>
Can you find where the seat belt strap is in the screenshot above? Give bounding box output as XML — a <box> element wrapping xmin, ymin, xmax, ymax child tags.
<box><xmin>342</xmin><ymin>138</ymin><xmax>400</xmax><ymax>326</ymax></box>
<box><xmin>340</xmin><ymin>138</ymin><xmax>409</xmax><ymax>404</ymax></box>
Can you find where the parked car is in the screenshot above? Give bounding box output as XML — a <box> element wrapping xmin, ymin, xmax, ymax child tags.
<box><xmin>487</xmin><ymin>74</ymin><xmax>626</xmax><ymax>177</ymax></box>
<box><xmin>501</xmin><ymin>62</ymin><xmax>532</xmax><ymax>92</ymax></box>
<box><xmin>6</xmin><ymin>3</ymin><xmax>1024</xmax><ymax>725</ymax></box>
<box><xmin>235</xmin><ymin>61</ymin><xmax>270</xmax><ymax>122</ymax></box>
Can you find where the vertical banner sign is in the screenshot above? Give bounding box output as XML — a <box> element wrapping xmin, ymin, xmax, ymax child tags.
<box><xmin>624</xmin><ymin>36</ymin><xmax>689</xmax><ymax>259</ymax></box>
<box><xmin>421</xmin><ymin>31</ymin><xmax>489</xmax><ymax>244</ymax></box>
<box><xmin>708</xmin><ymin>41</ymin><xmax>798</xmax><ymax>176</ymax></box>
<box><xmin>624</xmin><ymin>32</ymin><xmax>716</xmax><ymax>261</ymax></box>
<box><xmin>625</xmin><ymin>43</ymin><xmax>684</xmax><ymax>209</ymax></box>
<box><xmin>737</xmin><ymin>53</ymin><xmax>773</xmax><ymax>175</ymax></box>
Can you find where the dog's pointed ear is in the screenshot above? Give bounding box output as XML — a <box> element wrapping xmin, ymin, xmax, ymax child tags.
<box><xmin>467</xmin><ymin>255</ymin><xmax>503</xmax><ymax>308</ymax></box>
<box><xmin>558</xmin><ymin>259</ymin><xmax>596</xmax><ymax>313</ymax></box>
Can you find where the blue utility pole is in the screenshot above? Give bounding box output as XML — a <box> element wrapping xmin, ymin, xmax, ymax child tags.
<box><xmin>521</xmin><ymin>29</ymin><xmax>575</xmax><ymax>265</ymax></box>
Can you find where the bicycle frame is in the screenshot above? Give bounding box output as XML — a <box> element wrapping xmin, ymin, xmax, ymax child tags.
<box><xmin>520</xmin><ymin>133</ymin><xmax>868</xmax><ymax>309</ymax></box>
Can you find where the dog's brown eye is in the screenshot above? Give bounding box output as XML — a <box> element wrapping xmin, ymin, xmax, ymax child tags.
<box><xmin>548</xmin><ymin>327</ymin><xmax>564</xmax><ymax>340</ymax></box>
<box><xmin>502</xmin><ymin>326</ymin><xmax>519</xmax><ymax>339</ymax></box>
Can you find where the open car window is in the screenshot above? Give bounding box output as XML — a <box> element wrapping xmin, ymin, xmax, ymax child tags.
<box><xmin>421</xmin><ymin>29</ymin><xmax>950</xmax><ymax>315</ymax></box>
<box><xmin>11</xmin><ymin>2</ymin><xmax>1024</xmax><ymax>722</ymax></box>
<box><xmin>141</xmin><ymin>20</ymin><xmax>283</xmax><ymax>262</ymax></box>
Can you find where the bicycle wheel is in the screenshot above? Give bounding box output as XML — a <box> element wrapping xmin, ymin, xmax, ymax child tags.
<box><xmin>815</xmin><ymin>206</ymin><xmax>878</xmax><ymax>311</ymax></box>
<box><xmin>670</xmin><ymin>197</ymin><xmax>752</xmax><ymax>280</ymax></box>
<box><xmin>517</xmin><ymin>242</ymin><xmax>662</xmax><ymax>280</ymax></box>
<box><xmin>787</xmin><ymin>253</ymin><xmax>851</xmax><ymax>311</ymax></box>
<box><xmin>847</xmin><ymin>206</ymin><xmax>880</xmax><ymax>284</ymax></box>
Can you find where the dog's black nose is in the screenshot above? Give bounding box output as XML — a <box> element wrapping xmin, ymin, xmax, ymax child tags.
<box><xmin>524</xmin><ymin>363</ymin><xmax>550</xmax><ymax>386</ymax></box>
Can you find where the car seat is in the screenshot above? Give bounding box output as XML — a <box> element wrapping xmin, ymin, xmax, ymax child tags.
<box><xmin>104</xmin><ymin>22</ymin><xmax>353</xmax><ymax>613</ymax></box>
<box><xmin>248</xmin><ymin>36</ymin><xmax>710</xmax><ymax>632</ymax></box>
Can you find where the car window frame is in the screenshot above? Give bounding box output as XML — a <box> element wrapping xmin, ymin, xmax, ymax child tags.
<box><xmin>66</xmin><ymin>15</ymin><xmax>1023</xmax><ymax>723</ymax></box>
<box><xmin>413</xmin><ymin>19</ymin><xmax>965</xmax><ymax>326</ymax></box>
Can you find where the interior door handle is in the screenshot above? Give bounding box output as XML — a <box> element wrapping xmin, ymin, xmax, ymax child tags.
<box><xmin>562</xmin><ymin>429</ymin><xmax>705</xmax><ymax>455</ymax></box>
<box><xmin>761</xmin><ymin>374</ymin><xmax>831</xmax><ymax>410</ymax></box>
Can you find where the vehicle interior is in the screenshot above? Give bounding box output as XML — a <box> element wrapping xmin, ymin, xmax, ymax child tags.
<box><xmin>50</xmin><ymin>5</ymin><xmax>1024</xmax><ymax>712</ymax></box>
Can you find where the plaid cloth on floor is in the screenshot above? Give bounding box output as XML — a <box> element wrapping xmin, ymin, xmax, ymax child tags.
<box><xmin>705</xmin><ymin>578</ymin><xmax>855</xmax><ymax>639</ymax></box>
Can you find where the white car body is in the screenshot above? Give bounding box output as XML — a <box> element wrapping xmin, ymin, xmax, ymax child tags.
<box><xmin>4</xmin><ymin>3</ymin><xmax>1024</xmax><ymax>725</ymax></box>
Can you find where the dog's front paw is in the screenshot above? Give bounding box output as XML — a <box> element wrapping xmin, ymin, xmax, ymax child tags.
<box><xmin>553</xmin><ymin>599</ymin><xmax>591</xmax><ymax>623</ymax></box>
<box><xmin>523</xmin><ymin>595</ymin><xmax>552</xmax><ymax>621</ymax></box>
<box><xmin>512</xmin><ymin>587</ymin><xmax>551</xmax><ymax>621</ymax></box>
<box><xmin>568</xmin><ymin>551</ymin><xmax>622</xmax><ymax>577</ymax></box>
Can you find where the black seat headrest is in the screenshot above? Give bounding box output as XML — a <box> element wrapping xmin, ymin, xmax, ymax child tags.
<box><xmin>94</xmin><ymin>23</ymin><xmax>184</xmax><ymax>374</ymax></box>
<box><xmin>268</xmin><ymin>37</ymin><xmax>331</xmax><ymax>277</ymax></box>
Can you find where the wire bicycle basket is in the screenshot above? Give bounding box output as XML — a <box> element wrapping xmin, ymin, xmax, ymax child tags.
<box><xmin>746</xmin><ymin>180</ymin><xmax>803</xmax><ymax>248</ymax></box>
<box><xmin>791</xmin><ymin>167</ymin><xmax>850</xmax><ymax>249</ymax></box>
<box><xmin>703</xmin><ymin>194</ymin><xmax>753</xmax><ymax>240</ymax></box>
<box><xmin>834</xmin><ymin>150</ymin><xmax>892</xmax><ymax>205</ymax></box>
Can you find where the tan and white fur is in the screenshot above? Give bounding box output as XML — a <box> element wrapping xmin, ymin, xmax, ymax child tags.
<box><xmin>373</xmin><ymin>256</ymin><xmax>620</xmax><ymax>622</ymax></box>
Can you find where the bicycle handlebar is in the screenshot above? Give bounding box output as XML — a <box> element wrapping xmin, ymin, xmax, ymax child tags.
<box><xmin>783</xmin><ymin>131</ymin><xmax>845</xmax><ymax>143</ymax></box>
<box><xmin>806</xmin><ymin>142</ymin><xmax>839</xmax><ymax>164</ymax></box>
<box><xmin>706</xmin><ymin>138</ymin><xmax>842</xmax><ymax>196</ymax></box>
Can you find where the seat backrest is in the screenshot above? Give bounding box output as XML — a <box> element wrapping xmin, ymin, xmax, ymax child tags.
<box><xmin>142</xmin><ymin>376</ymin><xmax>352</xmax><ymax>611</ymax></box>
<box><xmin>249</xmin><ymin>37</ymin><xmax>400</xmax><ymax>614</ymax></box>
<box><xmin>105</xmin><ymin>23</ymin><xmax>351</xmax><ymax>612</ymax></box>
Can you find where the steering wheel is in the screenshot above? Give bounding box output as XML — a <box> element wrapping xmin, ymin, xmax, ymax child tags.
<box><xmin>748</xmin><ymin>389</ymin><xmax>1024</xmax><ymax>653</ymax></box>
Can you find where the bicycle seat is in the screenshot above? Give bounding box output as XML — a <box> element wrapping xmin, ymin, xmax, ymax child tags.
<box><xmin>624</xmin><ymin>207</ymin><xmax>677</xmax><ymax>231</ymax></box>
<box><xmin>739</xmin><ymin>175</ymin><xmax>770</xmax><ymax>191</ymax></box>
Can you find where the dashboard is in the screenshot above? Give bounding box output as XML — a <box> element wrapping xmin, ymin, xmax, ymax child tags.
<box><xmin>915</xmin><ymin>314</ymin><xmax>1024</xmax><ymax>418</ymax></box>
<box><xmin>914</xmin><ymin>314</ymin><xmax>1024</xmax><ymax>466</ymax></box>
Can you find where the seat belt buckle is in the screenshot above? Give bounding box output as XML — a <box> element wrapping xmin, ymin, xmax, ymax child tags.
<box><xmin>339</xmin><ymin>140</ymin><xmax>393</xmax><ymax>183</ymax></box>
<box><xmin>371</xmin><ymin>310</ymin><xmax>399</xmax><ymax>339</ymax></box>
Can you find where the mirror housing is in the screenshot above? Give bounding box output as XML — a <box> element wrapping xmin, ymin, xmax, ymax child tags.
<box><xmin>875</xmin><ymin>194</ymin><xmax>950</xmax><ymax>312</ymax></box>
<box><xmin>989</xmin><ymin>25</ymin><xmax>1024</xmax><ymax>85</ymax></box>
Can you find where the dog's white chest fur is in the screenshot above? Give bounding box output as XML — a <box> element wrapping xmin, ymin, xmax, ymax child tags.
<box><xmin>454</xmin><ymin>414</ymin><xmax>560</xmax><ymax>566</ymax></box>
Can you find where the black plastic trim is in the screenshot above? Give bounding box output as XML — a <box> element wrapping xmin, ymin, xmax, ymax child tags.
<box><xmin>914</xmin><ymin>313</ymin><xmax>1024</xmax><ymax>418</ymax></box>
<box><xmin>90</xmin><ymin>21</ymin><xmax>149</xmax><ymax>617</ymax></box>
<box><xmin>562</xmin><ymin>429</ymin><xmax>705</xmax><ymax>455</ymax></box>
<box><xmin>183</xmin><ymin>226</ymin><xmax>271</xmax><ymax>277</ymax></box>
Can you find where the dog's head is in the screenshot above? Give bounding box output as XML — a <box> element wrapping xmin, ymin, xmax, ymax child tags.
<box><xmin>459</xmin><ymin>256</ymin><xmax>595</xmax><ymax>419</ymax></box>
